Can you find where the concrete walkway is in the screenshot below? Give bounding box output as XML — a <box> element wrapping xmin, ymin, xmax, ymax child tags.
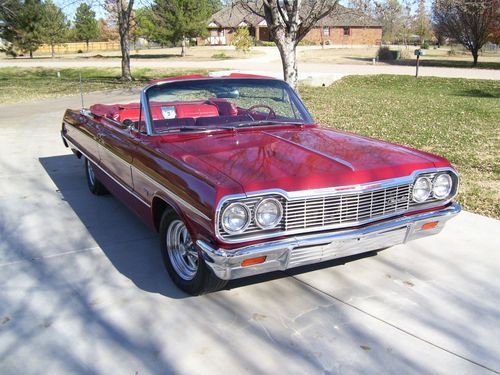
<box><xmin>0</xmin><ymin>93</ymin><xmax>499</xmax><ymax>374</ymax></box>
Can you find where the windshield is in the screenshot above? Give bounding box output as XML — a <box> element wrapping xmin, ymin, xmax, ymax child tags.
<box><xmin>144</xmin><ymin>78</ymin><xmax>313</xmax><ymax>134</ymax></box>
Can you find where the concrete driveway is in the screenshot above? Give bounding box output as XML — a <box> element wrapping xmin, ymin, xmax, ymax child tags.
<box><xmin>0</xmin><ymin>92</ymin><xmax>499</xmax><ymax>375</ymax></box>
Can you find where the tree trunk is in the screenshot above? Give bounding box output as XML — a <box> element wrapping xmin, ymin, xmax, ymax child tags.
<box><xmin>471</xmin><ymin>49</ymin><xmax>479</xmax><ymax>66</ymax></box>
<box><xmin>86</xmin><ymin>40</ymin><xmax>89</xmax><ymax>52</ymax></box>
<box><xmin>29</xmin><ymin>50</ymin><xmax>33</xmax><ymax>58</ymax></box>
<box><xmin>119</xmin><ymin>13</ymin><xmax>132</xmax><ymax>81</ymax></box>
<box><xmin>181</xmin><ymin>36</ymin><xmax>186</xmax><ymax>57</ymax></box>
<box><xmin>276</xmin><ymin>38</ymin><xmax>298</xmax><ymax>91</ymax></box>
<box><xmin>51</xmin><ymin>44</ymin><xmax>55</xmax><ymax>58</ymax></box>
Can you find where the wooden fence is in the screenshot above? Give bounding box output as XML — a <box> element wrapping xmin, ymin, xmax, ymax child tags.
<box><xmin>37</xmin><ymin>41</ymin><xmax>121</xmax><ymax>54</ymax></box>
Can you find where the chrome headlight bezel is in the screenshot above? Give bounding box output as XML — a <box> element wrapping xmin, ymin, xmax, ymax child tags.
<box><xmin>220</xmin><ymin>202</ymin><xmax>251</xmax><ymax>234</ymax></box>
<box><xmin>254</xmin><ymin>198</ymin><xmax>283</xmax><ymax>229</ymax></box>
<box><xmin>432</xmin><ymin>173</ymin><xmax>453</xmax><ymax>199</ymax></box>
<box><xmin>412</xmin><ymin>176</ymin><xmax>432</xmax><ymax>203</ymax></box>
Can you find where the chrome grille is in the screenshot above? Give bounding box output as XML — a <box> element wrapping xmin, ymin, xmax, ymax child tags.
<box><xmin>216</xmin><ymin>170</ymin><xmax>458</xmax><ymax>242</ymax></box>
<box><xmin>285</xmin><ymin>184</ymin><xmax>411</xmax><ymax>231</ymax></box>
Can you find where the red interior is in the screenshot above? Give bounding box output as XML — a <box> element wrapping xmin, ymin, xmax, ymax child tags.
<box><xmin>90</xmin><ymin>99</ymin><xmax>240</xmax><ymax>124</ymax></box>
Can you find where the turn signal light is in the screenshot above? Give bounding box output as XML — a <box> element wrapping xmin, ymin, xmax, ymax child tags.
<box><xmin>241</xmin><ymin>256</ymin><xmax>267</xmax><ymax>267</ymax></box>
<box><xmin>421</xmin><ymin>221</ymin><xmax>439</xmax><ymax>230</ymax></box>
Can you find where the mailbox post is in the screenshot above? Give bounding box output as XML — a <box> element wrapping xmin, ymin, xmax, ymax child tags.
<box><xmin>414</xmin><ymin>49</ymin><xmax>425</xmax><ymax>78</ymax></box>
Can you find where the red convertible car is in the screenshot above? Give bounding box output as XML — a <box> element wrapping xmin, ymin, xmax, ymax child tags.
<box><xmin>61</xmin><ymin>73</ymin><xmax>460</xmax><ymax>295</ymax></box>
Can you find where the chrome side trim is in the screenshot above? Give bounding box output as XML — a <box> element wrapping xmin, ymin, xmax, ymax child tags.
<box><xmin>199</xmin><ymin>202</ymin><xmax>461</xmax><ymax>280</ymax></box>
<box><xmin>132</xmin><ymin>166</ymin><xmax>211</xmax><ymax>221</ymax></box>
<box><xmin>215</xmin><ymin>167</ymin><xmax>459</xmax><ymax>244</ymax></box>
<box><xmin>265</xmin><ymin>132</ymin><xmax>355</xmax><ymax>171</ymax></box>
<box><xmin>63</xmin><ymin>134</ymin><xmax>211</xmax><ymax>221</ymax></box>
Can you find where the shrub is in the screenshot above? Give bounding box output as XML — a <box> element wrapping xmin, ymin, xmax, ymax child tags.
<box><xmin>212</xmin><ymin>52</ymin><xmax>228</xmax><ymax>59</ymax></box>
<box><xmin>298</xmin><ymin>40</ymin><xmax>316</xmax><ymax>46</ymax></box>
<box><xmin>255</xmin><ymin>40</ymin><xmax>275</xmax><ymax>47</ymax></box>
<box><xmin>233</xmin><ymin>27</ymin><xmax>252</xmax><ymax>53</ymax></box>
<box><xmin>377</xmin><ymin>46</ymin><xmax>400</xmax><ymax>61</ymax></box>
<box><xmin>400</xmin><ymin>48</ymin><xmax>411</xmax><ymax>59</ymax></box>
<box><xmin>421</xmin><ymin>41</ymin><xmax>430</xmax><ymax>49</ymax></box>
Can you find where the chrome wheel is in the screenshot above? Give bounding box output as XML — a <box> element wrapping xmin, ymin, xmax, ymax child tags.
<box><xmin>166</xmin><ymin>220</ymin><xmax>199</xmax><ymax>281</ymax></box>
<box><xmin>87</xmin><ymin>159</ymin><xmax>96</xmax><ymax>186</ymax></box>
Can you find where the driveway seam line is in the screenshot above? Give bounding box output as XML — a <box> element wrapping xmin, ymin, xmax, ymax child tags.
<box><xmin>289</xmin><ymin>274</ymin><xmax>500</xmax><ymax>374</ymax></box>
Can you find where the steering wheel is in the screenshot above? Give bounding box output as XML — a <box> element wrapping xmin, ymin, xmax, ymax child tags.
<box><xmin>247</xmin><ymin>104</ymin><xmax>276</xmax><ymax>121</ymax></box>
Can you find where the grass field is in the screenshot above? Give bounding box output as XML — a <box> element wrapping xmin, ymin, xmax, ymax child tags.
<box><xmin>301</xmin><ymin>75</ymin><xmax>500</xmax><ymax>218</ymax></box>
<box><xmin>0</xmin><ymin>67</ymin><xmax>210</xmax><ymax>104</ymax></box>
<box><xmin>1</xmin><ymin>68</ymin><xmax>498</xmax><ymax>218</ymax></box>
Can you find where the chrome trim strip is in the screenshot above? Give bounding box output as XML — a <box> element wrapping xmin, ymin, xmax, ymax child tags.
<box><xmin>140</xmin><ymin>88</ymin><xmax>154</xmax><ymax>136</ymax></box>
<box><xmin>64</xmin><ymin>136</ymin><xmax>151</xmax><ymax>208</ymax></box>
<box><xmin>265</xmin><ymin>132</ymin><xmax>355</xmax><ymax>171</ymax></box>
<box><xmin>63</xmin><ymin>134</ymin><xmax>211</xmax><ymax>221</ymax></box>
<box><xmin>131</xmin><ymin>166</ymin><xmax>211</xmax><ymax>221</ymax></box>
<box><xmin>215</xmin><ymin>167</ymin><xmax>459</xmax><ymax>244</ymax></box>
<box><xmin>200</xmin><ymin>202</ymin><xmax>461</xmax><ymax>280</ymax></box>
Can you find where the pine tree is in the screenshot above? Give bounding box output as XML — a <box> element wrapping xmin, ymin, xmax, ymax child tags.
<box><xmin>74</xmin><ymin>3</ymin><xmax>99</xmax><ymax>51</ymax></box>
<box><xmin>2</xmin><ymin>0</ymin><xmax>43</xmax><ymax>58</ymax></box>
<box><xmin>39</xmin><ymin>0</ymin><xmax>67</xmax><ymax>57</ymax></box>
<box><xmin>152</xmin><ymin>0</ymin><xmax>212</xmax><ymax>57</ymax></box>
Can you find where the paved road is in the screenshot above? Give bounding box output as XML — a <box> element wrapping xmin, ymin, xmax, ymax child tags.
<box><xmin>0</xmin><ymin>93</ymin><xmax>499</xmax><ymax>374</ymax></box>
<box><xmin>2</xmin><ymin>46</ymin><xmax>499</xmax><ymax>83</ymax></box>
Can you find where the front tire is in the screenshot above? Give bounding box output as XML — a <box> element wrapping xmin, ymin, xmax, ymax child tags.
<box><xmin>160</xmin><ymin>211</ymin><xmax>227</xmax><ymax>295</ymax></box>
<box><xmin>85</xmin><ymin>157</ymin><xmax>108</xmax><ymax>195</ymax></box>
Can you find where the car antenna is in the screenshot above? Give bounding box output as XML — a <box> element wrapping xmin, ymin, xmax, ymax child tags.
<box><xmin>79</xmin><ymin>72</ymin><xmax>85</xmax><ymax>110</ymax></box>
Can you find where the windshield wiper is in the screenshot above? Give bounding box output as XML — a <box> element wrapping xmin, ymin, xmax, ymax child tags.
<box><xmin>235</xmin><ymin>120</ymin><xmax>305</xmax><ymax>128</ymax></box>
<box><xmin>156</xmin><ymin>125</ymin><xmax>236</xmax><ymax>134</ymax></box>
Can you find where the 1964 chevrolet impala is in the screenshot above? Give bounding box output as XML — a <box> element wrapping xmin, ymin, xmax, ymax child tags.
<box><xmin>61</xmin><ymin>73</ymin><xmax>461</xmax><ymax>295</ymax></box>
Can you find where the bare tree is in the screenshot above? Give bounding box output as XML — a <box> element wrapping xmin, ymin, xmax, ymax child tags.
<box><xmin>433</xmin><ymin>0</ymin><xmax>497</xmax><ymax>65</ymax></box>
<box><xmin>106</xmin><ymin>0</ymin><xmax>134</xmax><ymax>80</ymax></box>
<box><xmin>240</xmin><ymin>0</ymin><xmax>339</xmax><ymax>91</ymax></box>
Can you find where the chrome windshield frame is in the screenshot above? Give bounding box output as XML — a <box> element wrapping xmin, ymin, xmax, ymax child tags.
<box><xmin>139</xmin><ymin>77</ymin><xmax>314</xmax><ymax>136</ymax></box>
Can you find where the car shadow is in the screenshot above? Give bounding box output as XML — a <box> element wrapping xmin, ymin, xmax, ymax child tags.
<box><xmin>39</xmin><ymin>154</ymin><xmax>378</xmax><ymax>298</ymax></box>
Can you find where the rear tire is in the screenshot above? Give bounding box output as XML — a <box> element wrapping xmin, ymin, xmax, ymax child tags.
<box><xmin>159</xmin><ymin>210</ymin><xmax>227</xmax><ymax>295</ymax></box>
<box><xmin>85</xmin><ymin>157</ymin><xmax>108</xmax><ymax>195</ymax></box>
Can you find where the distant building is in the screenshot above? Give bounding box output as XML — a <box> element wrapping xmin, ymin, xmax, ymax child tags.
<box><xmin>205</xmin><ymin>3</ymin><xmax>382</xmax><ymax>46</ymax></box>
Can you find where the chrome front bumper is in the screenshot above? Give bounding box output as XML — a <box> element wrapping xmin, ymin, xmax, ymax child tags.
<box><xmin>197</xmin><ymin>202</ymin><xmax>461</xmax><ymax>280</ymax></box>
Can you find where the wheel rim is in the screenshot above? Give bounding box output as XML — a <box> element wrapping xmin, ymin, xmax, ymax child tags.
<box><xmin>87</xmin><ymin>159</ymin><xmax>96</xmax><ymax>186</ymax></box>
<box><xmin>166</xmin><ymin>220</ymin><xmax>199</xmax><ymax>281</ymax></box>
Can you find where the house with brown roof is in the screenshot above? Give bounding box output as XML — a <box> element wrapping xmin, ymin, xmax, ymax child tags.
<box><xmin>205</xmin><ymin>3</ymin><xmax>383</xmax><ymax>46</ymax></box>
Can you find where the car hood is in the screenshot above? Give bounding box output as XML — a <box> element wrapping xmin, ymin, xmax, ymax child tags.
<box><xmin>158</xmin><ymin>126</ymin><xmax>450</xmax><ymax>193</ymax></box>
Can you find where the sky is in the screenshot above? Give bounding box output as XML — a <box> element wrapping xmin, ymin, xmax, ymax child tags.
<box><xmin>54</xmin><ymin>0</ymin><xmax>432</xmax><ymax>22</ymax></box>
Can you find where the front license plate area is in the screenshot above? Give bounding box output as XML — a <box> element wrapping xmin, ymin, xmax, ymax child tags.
<box><xmin>322</xmin><ymin>226</ymin><xmax>408</xmax><ymax>260</ymax></box>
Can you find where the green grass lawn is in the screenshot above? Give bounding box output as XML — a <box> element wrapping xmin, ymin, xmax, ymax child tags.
<box><xmin>0</xmin><ymin>67</ymin><xmax>210</xmax><ymax>104</ymax></box>
<box><xmin>301</xmin><ymin>75</ymin><xmax>500</xmax><ymax>218</ymax></box>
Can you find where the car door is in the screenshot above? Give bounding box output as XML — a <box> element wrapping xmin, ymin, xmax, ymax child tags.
<box><xmin>96</xmin><ymin>118</ymin><xmax>136</xmax><ymax>190</ymax></box>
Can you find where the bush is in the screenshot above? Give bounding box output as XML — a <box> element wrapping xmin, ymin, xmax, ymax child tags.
<box><xmin>298</xmin><ymin>40</ymin><xmax>316</xmax><ymax>46</ymax></box>
<box><xmin>377</xmin><ymin>46</ymin><xmax>400</xmax><ymax>61</ymax></box>
<box><xmin>233</xmin><ymin>27</ymin><xmax>252</xmax><ymax>53</ymax></box>
<box><xmin>255</xmin><ymin>40</ymin><xmax>275</xmax><ymax>47</ymax></box>
<box><xmin>212</xmin><ymin>52</ymin><xmax>228</xmax><ymax>59</ymax></box>
<box><xmin>421</xmin><ymin>41</ymin><xmax>430</xmax><ymax>49</ymax></box>
<box><xmin>400</xmin><ymin>48</ymin><xmax>411</xmax><ymax>59</ymax></box>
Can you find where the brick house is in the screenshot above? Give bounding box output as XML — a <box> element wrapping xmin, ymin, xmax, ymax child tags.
<box><xmin>205</xmin><ymin>3</ymin><xmax>382</xmax><ymax>46</ymax></box>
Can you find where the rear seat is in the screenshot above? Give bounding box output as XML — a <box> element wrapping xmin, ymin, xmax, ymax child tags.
<box><xmin>90</xmin><ymin>103</ymin><xmax>220</xmax><ymax>123</ymax></box>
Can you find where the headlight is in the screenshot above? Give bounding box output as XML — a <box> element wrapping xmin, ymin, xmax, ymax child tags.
<box><xmin>432</xmin><ymin>173</ymin><xmax>452</xmax><ymax>199</ymax></box>
<box><xmin>255</xmin><ymin>198</ymin><xmax>283</xmax><ymax>229</ymax></box>
<box><xmin>221</xmin><ymin>203</ymin><xmax>250</xmax><ymax>234</ymax></box>
<box><xmin>412</xmin><ymin>176</ymin><xmax>432</xmax><ymax>203</ymax></box>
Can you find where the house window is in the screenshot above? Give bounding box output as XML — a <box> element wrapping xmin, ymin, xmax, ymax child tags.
<box><xmin>323</xmin><ymin>27</ymin><xmax>330</xmax><ymax>36</ymax></box>
<box><xmin>343</xmin><ymin>27</ymin><xmax>350</xmax><ymax>36</ymax></box>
